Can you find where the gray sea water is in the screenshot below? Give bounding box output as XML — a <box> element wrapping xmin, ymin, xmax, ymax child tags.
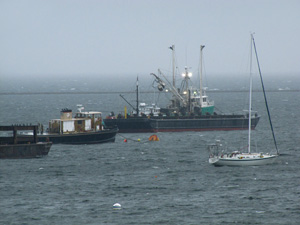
<box><xmin>0</xmin><ymin>75</ymin><xmax>300</xmax><ymax>224</ymax></box>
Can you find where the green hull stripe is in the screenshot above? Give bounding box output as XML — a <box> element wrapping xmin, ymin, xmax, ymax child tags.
<box><xmin>201</xmin><ymin>106</ymin><xmax>215</xmax><ymax>115</ymax></box>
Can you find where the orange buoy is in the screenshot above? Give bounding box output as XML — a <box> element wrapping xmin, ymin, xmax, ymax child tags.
<box><xmin>124</xmin><ymin>139</ymin><xmax>127</xmax><ymax>142</ymax></box>
<box><xmin>149</xmin><ymin>134</ymin><xmax>159</xmax><ymax>141</ymax></box>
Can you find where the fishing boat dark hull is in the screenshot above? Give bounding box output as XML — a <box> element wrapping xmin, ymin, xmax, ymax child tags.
<box><xmin>0</xmin><ymin>142</ymin><xmax>52</xmax><ymax>159</ymax></box>
<box><xmin>17</xmin><ymin>128</ymin><xmax>119</xmax><ymax>144</ymax></box>
<box><xmin>104</xmin><ymin>115</ymin><xmax>260</xmax><ymax>133</ymax></box>
<box><xmin>104</xmin><ymin>118</ymin><xmax>154</xmax><ymax>133</ymax></box>
<box><xmin>151</xmin><ymin>115</ymin><xmax>260</xmax><ymax>132</ymax></box>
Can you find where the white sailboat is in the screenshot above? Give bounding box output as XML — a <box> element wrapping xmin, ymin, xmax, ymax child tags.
<box><xmin>208</xmin><ymin>34</ymin><xmax>279</xmax><ymax>166</ymax></box>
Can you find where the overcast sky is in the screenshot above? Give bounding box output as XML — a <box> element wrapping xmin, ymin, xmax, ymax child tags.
<box><xmin>0</xmin><ymin>0</ymin><xmax>299</xmax><ymax>78</ymax></box>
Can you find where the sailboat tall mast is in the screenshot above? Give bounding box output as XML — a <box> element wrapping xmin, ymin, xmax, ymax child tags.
<box><xmin>199</xmin><ymin>45</ymin><xmax>205</xmax><ymax>106</ymax></box>
<box><xmin>248</xmin><ymin>35</ymin><xmax>253</xmax><ymax>153</ymax></box>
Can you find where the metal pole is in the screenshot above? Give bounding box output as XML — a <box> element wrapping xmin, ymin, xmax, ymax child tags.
<box><xmin>248</xmin><ymin>34</ymin><xmax>253</xmax><ymax>153</ymax></box>
<box><xmin>136</xmin><ymin>76</ymin><xmax>139</xmax><ymax>116</ymax></box>
<box><xmin>200</xmin><ymin>45</ymin><xmax>205</xmax><ymax>107</ymax></box>
<box><xmin>172</xmin><ymin>45</ymin><xmax>175</xmax><ymax>87</ymax></box>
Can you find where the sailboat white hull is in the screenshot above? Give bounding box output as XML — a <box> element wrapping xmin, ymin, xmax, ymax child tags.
<box><xmin>209</xmin><ymin>153</ymin><xmax>278</xmax><ymax>166</ymax></box>
<box><xmin>208</xmin><ymin>35</ymin><xmax>279</xmax><ymax>167</ymax></box>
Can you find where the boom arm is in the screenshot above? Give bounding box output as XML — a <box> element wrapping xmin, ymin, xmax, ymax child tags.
<box><xmin>151</xmin><ymin>70</ymin><xmax>186</xmax><ymax>105</ymax></box>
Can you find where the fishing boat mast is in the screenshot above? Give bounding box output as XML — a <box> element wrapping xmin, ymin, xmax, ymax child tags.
<box><xmin>169</xmin><ymin>45</ymin><xmax>178</xmax><ymax>110</ymax></box>
<box><xmin>136</xmin><ymin>76</ymin><xmax>139</xmax><ymax>116</ymax></box>
<box><xmin>199</xmin><ymin>45</ymin><xmax>205</xmax><ymax>107</ymax></box>
<box><xmin>170</xmin><ymin>45</ymin><xmax>175</xmax><ymax>87</ymax></box>
<box><xmin>178</xmin><ymin>66</ymin><xmax>190</xmax><ymax>113</ymax></box>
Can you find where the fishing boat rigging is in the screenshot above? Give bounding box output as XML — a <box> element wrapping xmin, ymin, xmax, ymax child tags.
<box><xmin>151</xmin><ymin>44</ymin><xmax>214</xmax><ymax>116</ymax></box>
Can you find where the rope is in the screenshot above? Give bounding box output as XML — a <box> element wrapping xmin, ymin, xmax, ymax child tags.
<box><xmin>117</xmin><ymin>133</ymin><xmax>154</xmax><ymax>143</ymax></box>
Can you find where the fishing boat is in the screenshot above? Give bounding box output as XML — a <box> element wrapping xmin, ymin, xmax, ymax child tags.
<box><xmin>104</xmin><ymin>77</ymin><xmax>156</xmax><ymax>133</ymax></box>
<box><xmin>208</xmin><ymin>34</ymin><xmax>279</xmax><ymax>166</ymax></box>
<box><xmin>148</xmin><ymin>45</ymin><xmax>260</xmax><ymax>132</ymax></box>
<box><xmin>133</xmin><ymin>103</ymin><xmax>161</xmax><ymax>117</ymax></box>
<box><xmin>152</xmin><ymin>45</ymin><xmax>215</xmax><ymax>116</ymax></box>
<box><xmin>18</xmin><ymin>105</ymin><xmax>118</xmax><ymax>144</ymax></box>
<box><xmin>0</xmin><ymin>125</ymin><xmax>52</xmax><ymax>158</ymax></box>
<box><xmin>104</xmin><ymin>45</ymin><xmax>260</xmax><ymax>133</ymax></box>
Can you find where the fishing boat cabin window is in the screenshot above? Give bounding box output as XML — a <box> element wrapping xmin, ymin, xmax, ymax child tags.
<box><xmin>75</xmin><ymin>113</ymin><xmax>84</xmax><ymax>118</ymax></box>
<box><xmin>94</xmin><ymin>114</ymin><xmax>101</xmax><ymax>118</ymax></box>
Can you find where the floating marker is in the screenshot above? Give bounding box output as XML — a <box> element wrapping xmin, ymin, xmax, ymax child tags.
<box><xmin>137</xmin><ymin>138</ymin><xmax>140</xmax><ymax>142</ymax></box>
<box><xmin>113</xmin><ymin>203</ymin><xmax>121</xmax><ymax>209</ymax></box>
<box><xmin>124</xmin><ymin>139</ymin><xmax>127</xmax><ymax>142</ymax></box>
<box><xmin>149</xmin><ymin>134</ymin><xmax>159</xmax><ymax>141</ymax></box>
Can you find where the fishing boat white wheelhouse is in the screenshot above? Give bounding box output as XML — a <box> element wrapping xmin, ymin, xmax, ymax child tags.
<box><xmin>133</xmin><ymin>102</ymin><xmax>161</xmax><ymax>117</ymax></box>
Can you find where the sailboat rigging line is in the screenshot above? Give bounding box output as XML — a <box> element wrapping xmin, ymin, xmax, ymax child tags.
<box><xmin>251</xmin><ymin>34</ymin><xmax>279</xmax><ymax>155</ymax></box>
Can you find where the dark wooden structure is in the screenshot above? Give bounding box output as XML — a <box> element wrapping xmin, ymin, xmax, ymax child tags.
<box><xmin>0</xmin><ymin>125</ymin><xmax>38</xmax><ymax>144</ymax></box>
<box><xmin>0</xmin><ymin>125</ymin><xmax>52</xmax><ymax>159</ymax></box>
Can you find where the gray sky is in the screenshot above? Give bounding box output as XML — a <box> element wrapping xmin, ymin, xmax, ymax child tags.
<box><xmin>0</xmin><ymin>0</ymin><xmax>299</xmax><ymax>78</ymax></box>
